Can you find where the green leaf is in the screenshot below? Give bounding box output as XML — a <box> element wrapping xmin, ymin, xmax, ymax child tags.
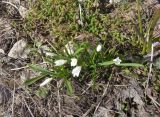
<box><xmin>117</xmin><ymin>63</ymin><xmax>144</xmax><ymax>67</ymax></box>
<box><xmin>36</xmin><ymin>87</ymin><xmax>49</xmax><ymax>98</ymax></box>
<box><xmin>155</xmin><ymin>57</ymin><xmax>160</xmax><ymax>69</ymax></box>
<box><xmin>24</xmin><ymin>75</ymin><xmax>45</xmax><ymax>86</ymax></box>
<box><xmin>29</xmin><ymin>64</ymin><xmax>53</xmax><ymax>75</ymax></box>
<box><xmin>153</xmin><ymin>37</ymin><xmax>160</xmax><ymax>42</ymax></box>
<box><xmin>74</xmin><ymin>47</ymin><xmax>84</xmax><ymax>55</ymax></box>
<box><xmin>65</xmin><ymin>80</ymin><xmax>73</xmax><ymax>95</ymax></box>
<box><xmin>147</xmin><ymin>9</ymin><xmax>160</xmax><ymax>42</ymax></box>
<box><xmin>98</xmin><ymin>61</ymin><xmax>115</xmax><ymax>66</ymax></box>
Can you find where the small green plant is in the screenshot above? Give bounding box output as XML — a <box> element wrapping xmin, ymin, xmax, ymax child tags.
<box><xmin>21</xmin><ymin>0</ymin><xmax>149</xmax><ymax>96</ymax></box>
<box><xmin>25</xmin><ymin>41</ymin><xmax>143</xmax><ymax>95</ymax></box>
<box><xmin>135</xmin><ymin>0</ymin><xmax>160</xmax><ymax>54</ymax></box>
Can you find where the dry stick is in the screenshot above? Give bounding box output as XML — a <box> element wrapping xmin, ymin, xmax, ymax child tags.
<box><xmin>93</xmin><ymin>82</ymin><xmax>109</xmax><ymax>115</ymax></box>
<box><xmin>23</xmin><ymin>88</ymin><xmax>42</xmax><ymax>113</ymax></box>
<box><xmin>114</xmin><ymin>85</ymin><xmax>127</xmax><ymax>87</ymax></box>
<box><xmin>57</xmin><ymin>87</ymin><xmax>61</xmax><ymax>117</ymax></box>
<box><xmin>82</xmin><ymin>104</ymin><xmax>95</xmax><ymax>117</ymax></box>
<box><xmin>11</xmin><ymin>66</ymin><xmax>29</xmax><ymax>71</ymax></box>
<box><xmin>145</xmin><ymin>44</ymin><xmax>154</xmax><ymax>94</ymax></box>
<box><xmin>11</xmin><ymin>74</ymin><xmax>16</xmax><ymax>117</ymax></box>
<box><xmin>82</xmin><ymin>81</ymin><xmax>93</xmax><ymax>95</ymax></box>
<box><xmin>82</xmin><ymin>86</ymin><xmax>91</xmax><ymax>95</ymax></box>
<box><xmin>23</xmin><ymin>97</ymin><xmax>35</xmax><ymax>117</ymax></box>
<box><xmin>11</xmin><ymin>62</ymin><xmax>49</xmax><ymax>71</ymax></box>
<box><xmin>57</xmin><ymin>80</ymin><xmax>63</xmax><ymax>117</ymax></box>
<box><xmin>145</xmin><ymin>44</ymin><xmax>160</xmax><ymax>111</ymax></box>
<box><xmin>144</xmin><ymin>50</ymin><xmax>160</xmax><ymax>59</ymax></box>
<box><xmin>82</xmin><ymin>82</ymin><xmax>109</xmax><ymax>117</ymax></box>
<box><xmin>147</xmin><ymin>94</ymin><xmax>160</xmax><ymax>112</ymax></box>
<box><xmin>1</xmin><ymin>1</ymin><xmax>19</xmax><ymax>10</ymax></box>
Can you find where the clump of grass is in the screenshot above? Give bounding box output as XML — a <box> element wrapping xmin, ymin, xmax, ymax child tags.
<box><xmin>25</xmin><ymin>41</ymin><xmax>143</xmax><ymax>95</ymax></box>
<box><xmin>21</xmin><ymin>0</ymin><xmax>160</xmax><ymax>95</ymax></box>
<box><xmin>135</xmin><ymin>0</ymin><xmax>160</xmax><ymax>54</ymax></box>
<box><xmin>23</xmin><ymin>0</ymin><xmax>128</xmax><ymax>43</ymax></box>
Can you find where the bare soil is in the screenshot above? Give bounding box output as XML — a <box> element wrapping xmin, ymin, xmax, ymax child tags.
<box><xmin>0</xmin><ymin>0</ymin><xmax>160</xmax><ymax>117</ymax></box>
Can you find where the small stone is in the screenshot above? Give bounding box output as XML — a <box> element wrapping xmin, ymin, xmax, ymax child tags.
<box><xmin>0</xmin><ymin>49</ymin><xmax>5</xmax><ymax>54</ymax></box>
<box><xmin>93</xmin><ymin>107</ymin><xmax>109</xmax><ymax>117</ymax></box>
<box><xmin>18</xmin><ymin>6</ymin><xmax>28</xmax><ymax>18</ymax></box>
<box><xmin>8</xmin><ymin>39</ymin><xmax>27</xmax><ymax>59</ymax></box>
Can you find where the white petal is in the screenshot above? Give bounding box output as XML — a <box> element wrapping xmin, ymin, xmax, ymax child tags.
<box><xmin>54</xmin><ymin>59</ymin><xmax>67</xmax><ymax>66</ymax></box>
<box><xmin>109</xmin><ymin>0</ymin><xmax>121</xmax><ymax>4</ymax></box>
<box><xmin>113</xmin><ymin>57</ymin><xmax>122</xmax><ymax>65</ymax></box>
<box><xmin>72</xmin><ymin>66</ymin><xmax>82</xmax><ymax>77</ymax></box>
<box><xmin>64</xmin><ymin>41</ymin><xmax>74</xmax><ymax>55</ymax></box>
<box><xmin>45</xmin><ymin>52</ymin><xmax>56</xmax><ymax>57</ymax></box>
<box><xmin>71</xmin><ymin>58</ymin><xmax>78</xmax><ymax>67</ymax></box>
<box><xmin>96</xmin><ymin>44</ymin><xmax>102</xmax><ymax>52</ymax></box>
<box><xmin>40</xmin><ymin>78</ymin><xmax>52</xmax><ymax>87</ymax></box>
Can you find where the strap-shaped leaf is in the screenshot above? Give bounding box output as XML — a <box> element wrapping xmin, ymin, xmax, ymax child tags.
<box><xmin>65</xmin><ymin>80</ymin><xmax>73</xmax><ymax>95</ymax></box>
<box><xmin>29</xmin><ymin>64</ymin><xmax>53</xmax><ymax>75</ymax></box>
<box><xmin>24</xmin><ymin>75</ymin><xmax>46</xmax><ymax>86</ymax></box>
<box><xmin>117</xmin><ymin>63</ymin><xmax>144</xmax><ymax>67</ymax></box>
<box><xmin>147</xmin><ymin>9</ymin><xmax>160</xmax><ymax>42</ymax></box>
<box><xmin>98</xmin><ymin>61</ymin><xmax>114</xmax><ymax>66</ymax></box>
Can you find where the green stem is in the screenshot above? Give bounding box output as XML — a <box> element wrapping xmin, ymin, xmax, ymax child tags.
<box><xmin>136</xmin><ymin>0</ymin><xmax>146</xmax><ymax>54</ymax></box>
<box><xmin>142</xmin><ymin>40</ymin><xmax>147</xmax><ymax>54</ymax></box>
<box><xmin>136</xmin><ymin>0</ymin><xmax>143</xmax><ymax>35</ymax></box>
<box><xmin>92</xmin><ymin>51</ymin><xmax>97</xmax><ymax>63</ymax></box>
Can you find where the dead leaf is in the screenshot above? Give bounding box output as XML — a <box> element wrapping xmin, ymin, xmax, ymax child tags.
<box><xmin>93</xmin><ymin>107</ymin><xmax>110</xmax><ymax>117</ymax></box>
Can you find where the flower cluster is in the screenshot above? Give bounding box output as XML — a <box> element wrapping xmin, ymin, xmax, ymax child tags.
<box><xmin>53</xmin><ymin>43</ymin><xmax>103</xmax><ymax>79</ymax></box>
<box><xmin>55</xmin><ymin>42</ymin><xmax>82</xmax><ymax>78</ymax></box>
<box><xmin>39</xmin><ymin>42</ymin><xmax>123</xmax><ymax>87</ymax></box>
<box><xmin>54</xmin><ymin>58</ymin><xmax>81</xmax><ymax>77</ymax></box>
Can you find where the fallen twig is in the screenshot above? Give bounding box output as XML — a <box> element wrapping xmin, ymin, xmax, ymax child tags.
<box><xmin>57</xmin><ymin>79</ymin><xmax>64</xmax><ymax>117</ymax></box>
<box><xmin>23</xmin><ymin>97</ymin><xmax>35</xmax><ymax>117</ymax></box>
<box><xmin>93</xmin><ymin>82</ymin><xmax>109</xmax><ymax>115</ymax></box>
<box><xmin>11</xmin><ymin>73</ymin><xmax>16</xmax><ymax>117</ymax></box>
<box><xmin>82</xmin><ymin>82</ymin><xmax>109</xmax><ymax>117</ymax></box>
<box><xmin>11</xmin><ymin>62</ymin><xmax>49</xmax><ymax>71</ymax></box>
<box><xmin>1</xmin><ymin>1</ymin><xmax>19</xmax><ymax>10</ymax></box>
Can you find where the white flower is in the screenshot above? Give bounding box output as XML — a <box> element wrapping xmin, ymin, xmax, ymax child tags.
<box><xmin>71</xmin><ymin>58</ymin><xmax>78</xmax><ymax>67</ymax></box>
<box><xmin>45</xmin><ymin>52</ymin><xmax>56</xmax><ymax>57</ymax></box>
<box><xmin>54</xmin><ymin>59</ymin><xmax>67</xmax><ymax>66</ymax></box>
<box><xmin>109</xmin><ymin>0</ymin><xmax>121</xmax><ymax>4</ymax></box>
<box><xmin>96</xmin><ymin>44</ymin><xmax>102</xmax><ymax>52</ymax></box>
<box><xmin>72</xmin><ymin>66</ymin><xmax>82</xmax><ymax>77</ymax></box>
<box><xmin>113</xmin><ymin>57</ymin><xmax>122</xmax><ymax>65</ymax></box>
<box><xmin>40</xmin><ymin>78</ymin><xmax>52</xmax><ymax>87</ymax></box>
<box><xmin>64</xmin><ymin>41</ymin><xmax>74</xmax><ymax>55</ymax></box>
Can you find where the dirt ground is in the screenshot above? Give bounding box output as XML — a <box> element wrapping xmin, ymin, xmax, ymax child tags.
<box><xmin>0</xmin><ymin>0</ymin><xmax>160</xmax><ymax>117</ymax></box>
